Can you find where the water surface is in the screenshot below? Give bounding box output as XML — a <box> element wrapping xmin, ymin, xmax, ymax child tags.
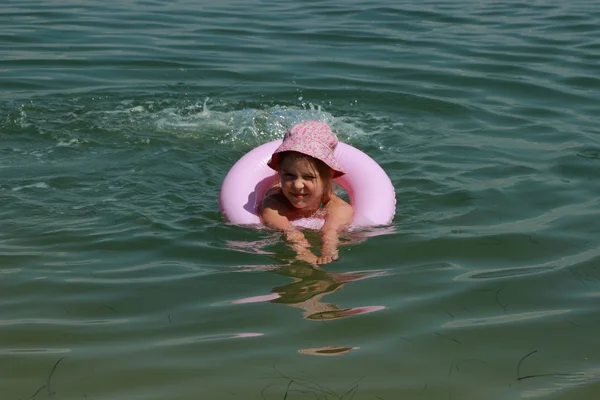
<box><xmin>1</xmin><ymin>0</ymin><xmax>600</xmax><ymax>399</ymax></box>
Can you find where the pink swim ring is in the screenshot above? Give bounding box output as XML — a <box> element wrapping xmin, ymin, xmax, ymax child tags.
<box><xmin>219</xmin><ymin>140</ymin><xmax>396</xmax><ymax>226</ymax></box>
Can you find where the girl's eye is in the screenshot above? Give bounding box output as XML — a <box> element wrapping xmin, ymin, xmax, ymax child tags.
<box><xmin>283</xmin><ymin>173</ymin><xmax>295</xmax><ymax>178</ymax></box>
<box><xmin>303</xmin><ymin>175</ymin><xmax>316</xmax><ymax>180</ymax></box>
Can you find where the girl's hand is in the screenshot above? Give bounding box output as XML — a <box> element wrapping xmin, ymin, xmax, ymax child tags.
<box><xmin>318</xmin><ymin>227</ymin><xmax>340</xmax><ymax>265</ymax></box>
<box><xmin>317</xmin><ymin>246</ymin><xmax>339</xmax><ymax>264</ymax></box>
<box><xmin>284</xmin><ymin>227</ymin><xmax>320</xmax><ymax>264</ymax></box>
<box><xmin>296</xmin><ymin>250</ymin><xmax>319</xmax><ymax>265</ymax></box>
<box><xmin>318</xmin><ymin>196</ymin><xmax>352</xmax><ymax>264</ymax></box>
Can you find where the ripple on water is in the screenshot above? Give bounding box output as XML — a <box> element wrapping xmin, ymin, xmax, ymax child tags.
<box><xmin>155</xmin><ymin>332</ymin><xmax>263</xmax><ymax>347</ymax></box>
<box><xmin>1</xmin><ymin>1</ymin><xmax>600</xmax><ymax>399</ymax></box>
<box><xmin>0</xmin><ymin>348</ymin><xmax>71</xmax><ymax>355</ymax></box>
<box><xmin>442</xmin><ymin>309</ymin><xmax>569</xmax><ymax>329</ymax></box>
<box><xmin>577</xmin><ymin>147</ymin><xmax>600</xmax><ymax>160</ymax></box>
<box><xmin>0</xmin><ymin>318</ymin><xmax>129</xmax><ymax>326</ymax></box>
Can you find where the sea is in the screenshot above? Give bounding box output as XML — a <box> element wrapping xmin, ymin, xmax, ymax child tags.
<box><xmin>1</xmin><ymin>0</ymin><xmax>599</xmax><ymax>399</ymax></box>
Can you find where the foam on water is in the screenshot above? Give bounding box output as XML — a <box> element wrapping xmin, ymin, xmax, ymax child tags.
<box><xmin>152</xmin><ymin>98</ymin><xmax>372</xmax><ymax>146</ymax></box>
<box><xmin>3</xmin><ymin>94</ymin><xmax>392</xmax><ymax>157</ymax></box>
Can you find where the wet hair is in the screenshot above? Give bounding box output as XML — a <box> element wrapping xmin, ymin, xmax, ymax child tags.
<box><xmin>277</xmin><ymin>151</ymin><xmax>334</xmax><ymax>204</ymax></box>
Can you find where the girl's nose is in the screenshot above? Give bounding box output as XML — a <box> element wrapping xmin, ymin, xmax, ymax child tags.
<box><xmin>293</xmin><ymin>179</ymin><xmax>303</xmax><ymax>189</ymax></box>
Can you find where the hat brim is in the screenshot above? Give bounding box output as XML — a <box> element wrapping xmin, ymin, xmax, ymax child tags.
<box><xmin>267</xmin><ymin>150</ymin><xmax>345</xmax><ymax>178</ymax></box>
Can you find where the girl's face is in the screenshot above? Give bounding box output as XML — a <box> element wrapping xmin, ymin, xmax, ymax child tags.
<box><xmin>279</xmin><ymin>154</ymin><xmax>326</xmax><ymax>210</ymax></box>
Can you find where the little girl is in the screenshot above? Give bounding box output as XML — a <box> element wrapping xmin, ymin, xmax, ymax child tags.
<box><xmin>260</xmin><ymin>121</ymin><xmax>353</xmax><ymax>264</ymax></box>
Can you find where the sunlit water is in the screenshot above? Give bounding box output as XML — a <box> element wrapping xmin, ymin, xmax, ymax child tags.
<box><xmin>1</xmin><ymin>0</ymin><xmax>600</xmax><ymax>399</ymax></box>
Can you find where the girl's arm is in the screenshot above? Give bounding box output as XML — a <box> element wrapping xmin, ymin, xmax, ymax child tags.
<box><xmin>260</xmin><ymin>198</ymin><xmax>318</xmax><ymax>264</ymax></box>
<box><xmin>319</xmin><ymin>198</ymin><xmax>353</xmax><ymax>264</ymax></box>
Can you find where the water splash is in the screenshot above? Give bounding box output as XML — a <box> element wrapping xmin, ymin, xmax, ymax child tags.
<box><xmin>3</xmin><ymin>95</ymin><xmax>389</xmax><ymax>152</ymax></box>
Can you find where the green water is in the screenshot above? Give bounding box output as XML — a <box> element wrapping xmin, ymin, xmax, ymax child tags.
<box><xmin>2</xmin><ymin>1</ymin><xmax>600</xmax><ymax>399</ymax></box>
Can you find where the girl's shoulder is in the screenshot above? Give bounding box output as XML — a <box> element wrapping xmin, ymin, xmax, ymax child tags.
<box><xmin>259</xmin><ymin>187</ymin><xmax>296</xmax><ymax>228</ymax></box>
<box><xmin>321</xmin><ymin>195</ymin><xmax>353</xmax><ymax>230</ymax></box>
<box><xmin>323</xmin><ymin>194</ymin><xmax>353</xmax><ymax>215</ymax></box>
<box><xmin>324</xmin><ymin>194</ymin><xmax>351</xmax><ymax>209</ymax></box>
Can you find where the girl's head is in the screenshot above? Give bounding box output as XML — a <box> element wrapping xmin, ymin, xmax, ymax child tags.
<box><xmin>277</xmin><ymin>151</ymin><xmax>333</xmax><ymax>208</ymax></box>
<box><xmin>267</xmin><ymin>121</ymin><xmax>344</xmax><ymax>209</ymax></box>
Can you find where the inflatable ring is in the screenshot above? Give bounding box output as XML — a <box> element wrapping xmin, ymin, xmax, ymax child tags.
<box><xmin>219</xmin><ymin>140</ymin><xmax>396</xmax><ymax>226</ymax></box>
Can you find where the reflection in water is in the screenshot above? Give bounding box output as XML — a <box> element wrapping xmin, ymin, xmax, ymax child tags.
<box><xmin>228</xmin><ymin>264</ymin><xmax>387</xmax><ymax>356</ymax></box>
<box><xmin>226</xmin><ymin>228</ymin><xmax>391</xmax><ymax>355</ymax></box>
<box><xmin>229</xmin><ymin>263</ymin><xmax>387</xmax><ymax>321</ymax></box>
<box><xmin>270</xmin><ymin>264</ymin><xmax>387</xmax><ymax>321</ymax></box>
<box><xmin>298</xmin><ymin>346</ymin><xmax>359</xmax><ymax>356</ymax></box>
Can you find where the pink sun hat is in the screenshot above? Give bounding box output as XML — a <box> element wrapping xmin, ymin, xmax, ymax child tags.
<box><xmin>267</xmin><ymin>120</ymin><xmax>346</xmax><ymax>178</ymax></box>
